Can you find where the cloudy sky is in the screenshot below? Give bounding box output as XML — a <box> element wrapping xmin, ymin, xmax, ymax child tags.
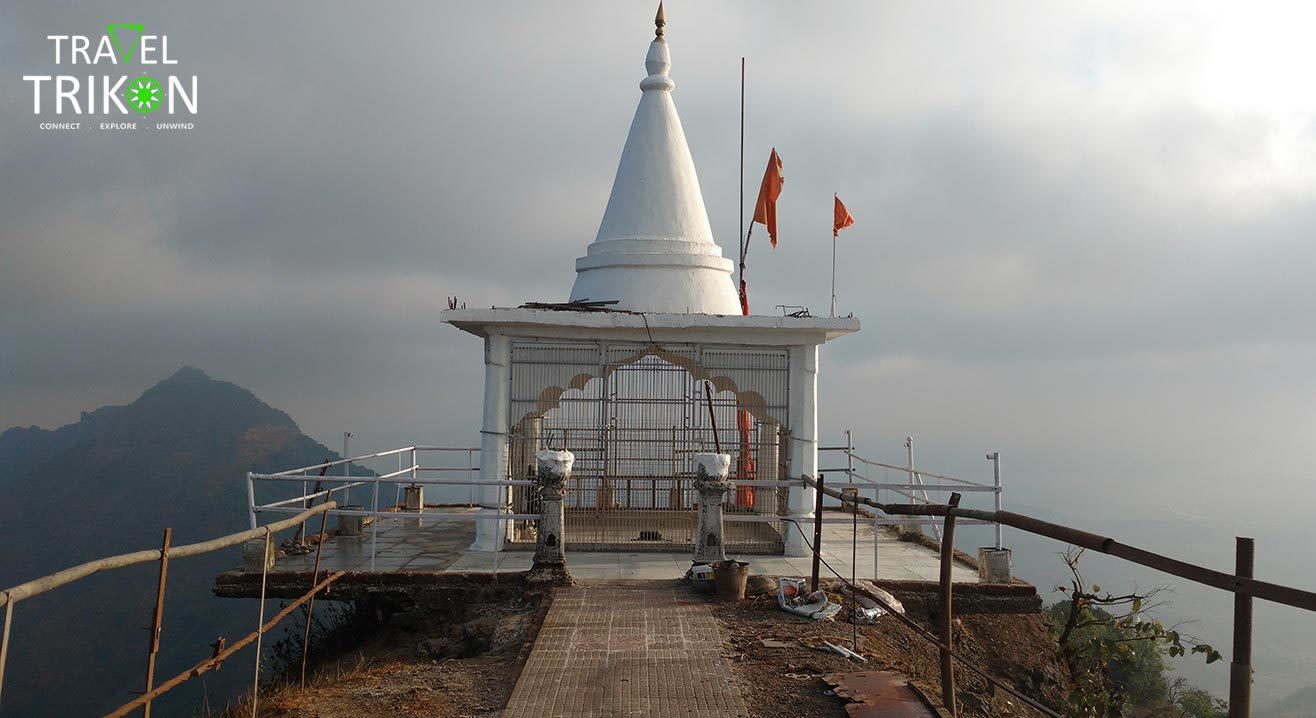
<box><xmin>3</xmin><ymin>0</ymin><xmax>1315</xmax><ymax>532</ymax></box>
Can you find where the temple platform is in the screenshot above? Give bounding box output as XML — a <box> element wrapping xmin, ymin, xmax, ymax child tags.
<box><xmin>247</xmin><ymin>507</ymin><xmax>981</xmax><ymax>584</ymax></box>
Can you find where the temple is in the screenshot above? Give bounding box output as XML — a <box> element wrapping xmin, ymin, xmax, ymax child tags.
<box><xmin>442</xmin><ymin>6</ymin><xmax>859</xmax><ymax>558</ymax></box>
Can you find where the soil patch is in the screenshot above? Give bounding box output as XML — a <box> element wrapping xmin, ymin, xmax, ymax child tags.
<box><xmin>710</xmin><ymin>579</ymin><xmax>1072</xmax><ymax>718</ymax></box>
<box><xmin>225</xmin><ymin>575</ymin><xmax>553</xmax><ymax>718</ymax></box>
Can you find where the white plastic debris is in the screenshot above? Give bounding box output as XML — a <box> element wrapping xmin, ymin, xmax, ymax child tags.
<box><xmin>822</xmin><ymin>641</ymin><xmax>867</xmax><ymax>662</ymax></box>
<box><xmin>839</xmin><ymin>581</ymin><xmax>905</xmax><ymax>624</ymax></box>
<box><xmin>776</xmin><ymin>578</ymin><xmax>841</xmax><ymax>620</ymax></box>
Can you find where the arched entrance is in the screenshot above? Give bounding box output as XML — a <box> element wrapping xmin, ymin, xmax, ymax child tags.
<box><xmin>505</xmin><ymin>339</ymin><xmax>790</xmax><ymax>553</ymax></box>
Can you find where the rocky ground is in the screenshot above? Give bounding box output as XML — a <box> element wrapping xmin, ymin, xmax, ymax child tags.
<box><xmin>712</xmin><ymin>578</ymin><xmax>1071</xmax><ymax>718</ymax></box>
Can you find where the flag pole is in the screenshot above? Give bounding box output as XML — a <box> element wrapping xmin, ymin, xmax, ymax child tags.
<box><xmin>831</xmin><ymin>226</ymin><xmax>837</xmax><ymax>317</ymax></box>
<box><xmin>738</xmin><ymin>57</ymin><xmax>744</xmax><ymax>291</ymax></box>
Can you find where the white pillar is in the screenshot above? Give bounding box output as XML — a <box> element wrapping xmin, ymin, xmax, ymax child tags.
<box><xmin>784</xmin><ymin>344</ymin><xmax>819</xmax><ymax>557</ymax></box>
<box><xmin>472</xmin><ymin>334</ymin><xmax>512</xmax><ymax>551</ymax></box>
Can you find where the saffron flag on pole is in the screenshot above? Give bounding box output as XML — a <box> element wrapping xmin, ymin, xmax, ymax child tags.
<box><xmin>834</xmin><ymin>194</ymin><xmax>855</xmax><ymax>237</ymax></box>
<box><xmin>753</xmin><ymin>148</ymin><xmax>785</xmax><ymax>247</ymax></box>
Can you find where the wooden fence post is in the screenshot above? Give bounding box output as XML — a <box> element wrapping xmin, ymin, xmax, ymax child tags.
<box><xmin>1229</xmin><ymin>537</ymin><xmax>1254</xmax><ymax>718</ymax></box>
<box><xmin>811</xmin><ymin>473</ymin><xmax>826</xmax><ymax>593</ymax></box>
<box><xmin>0</xmin><ymin>597</ymin><xmax>12</xmax><ymax>709</ymax></box>
<box><xmin>939</xmin><ymin>492</ymin><xmax>962</xmax><ymax>716</ymax></box>
<box><xmin>301</xmin><ymin>508</ymin><xmax>331</xmax><ymax>688</ymax></box>
<box><xmin>143</xmin><ymin>528</ymin><xmax>172</xmax><ymax>718</ymax></box>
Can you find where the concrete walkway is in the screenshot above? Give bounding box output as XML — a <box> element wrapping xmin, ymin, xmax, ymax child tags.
<box><xmin>504</xmin><ymin>585</ymin><xmax>750</xmax><ymax>718</ymax></box>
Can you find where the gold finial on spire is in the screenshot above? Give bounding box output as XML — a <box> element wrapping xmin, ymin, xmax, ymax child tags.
<box><xmin>655</xmin><ymin>1</ymin><xmax>666</xmax><ymax>38</ymax></box>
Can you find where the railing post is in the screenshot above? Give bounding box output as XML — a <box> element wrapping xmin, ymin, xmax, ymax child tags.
<box><xmin>1229</xmin><ymin>537</ymin><xmax>1254</xmax><ymax>718</ymax></box>
<box><xmin>341</xmin><ymin>432</ymin><xmax>352</xmax><ymax>507</ymax></box>
<box><xmin>988</xmin><ymin>452</ymin><xmax>1002</xmax><ymax>549</ymax></box>
<box><xmin>810</xmin><ymin>473</ymin><xmax>826</xmax><ymax>593</ymax></box>
<box><xmin>246</xmin><ymin>473</ymin><xmax>258</xmax><ymax>531</ymax></box>
<box><xmin>940</xmin><ymin>492</ymin><xmax>962</xmax><ymax>716</ymax></box>
<box><xmin>142</xmin><ymin>528</ymin><xmax>172</xmax><ymax>718</ymax></box>
<box><xmin>903</xmin><ymin>436</ymin><xmax>922</xmax><ymax>538</ymax></box>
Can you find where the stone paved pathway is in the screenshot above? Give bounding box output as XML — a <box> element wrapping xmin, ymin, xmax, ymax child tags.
<box><xmin>504</xmin><ymin>585</ymin><xmax>750</xmax><ymax>718</ymax></box>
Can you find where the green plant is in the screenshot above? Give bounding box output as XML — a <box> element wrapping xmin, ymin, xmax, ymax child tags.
<box><xmin>1046</xmin><ymin>550</ymin><xmax>1223</xmax><ymax>718</ymax></box>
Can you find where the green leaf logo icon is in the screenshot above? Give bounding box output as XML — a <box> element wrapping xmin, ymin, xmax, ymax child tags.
<box><xmin>126</xmin><ymin>76</ymin><xmax>163</xmax><ymax>114</ymax></box>
<box><xmin>106</xmin><ymin>23</ymin><xmax>143</xmax><ymax>64</ymax></box>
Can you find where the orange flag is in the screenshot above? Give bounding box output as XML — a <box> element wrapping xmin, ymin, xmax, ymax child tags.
<box><xmin>833</xmin><ymin>194</ymin><xmax>855</xmax><ymax>237</ymax></box>
<box><xmin>753</xmin><ymin>148</ymin><xmax>785</xmax><ymax>247</ymax></box>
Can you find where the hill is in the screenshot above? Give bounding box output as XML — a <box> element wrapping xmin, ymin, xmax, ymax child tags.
<box><xmin>0</xmin><ymin>367</ymin><xmax>353</xmax><ymax>718</ymax></box>
<box><xmin>1259</xmin><ymin>684</ymin><xmax>1316</xmax><ymax>718</ymax></box>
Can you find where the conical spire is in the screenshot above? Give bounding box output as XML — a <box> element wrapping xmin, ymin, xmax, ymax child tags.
<box><xmin>568</xmin><ymin>5</ymin><xmax>740</xmax><ymax>315</ymax></box>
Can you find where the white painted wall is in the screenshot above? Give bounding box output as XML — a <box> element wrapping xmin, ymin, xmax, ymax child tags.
<box><xmin>473</xmin><ymin>333</ymin><xmax>511</xmax><ymax>551</ymax></box>
<box><xmin>784</xmin><ymin>344</ymin><xmax>819</xmax><ymax>557</ymax></box>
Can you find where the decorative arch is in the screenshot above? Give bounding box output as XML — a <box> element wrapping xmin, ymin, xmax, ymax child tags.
<box><xmin>516</xmin><ymin>345</ymin><xmax>779</xmax><ymax>428</ymax></box>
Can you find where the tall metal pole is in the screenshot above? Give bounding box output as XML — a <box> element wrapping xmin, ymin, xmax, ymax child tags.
<box><xmin>738</xmin><ymin>57</ymin><xmax>744</xmax><ymax>290</ymax></box>
<box><xmin>904</xmin><ymin>436</ymin><xmax>918</xmax><ymax>536</ymax></box>
<box><xmin>810</xmin><ymin>473</ymin><xmax>826</xmax><ymax>593</ymax></box>
<box><xmin>988</xmin><ymin>452</ymin><xmax>1002</xmax><ymax>549</ymax></box>
<box><xmin>847</xmin><ymin>487</ymin><xmax>858</xmax><ymax>652</ymax></box>
<box><xmin>1229</xmin><ymin>537</ymin><xmax>1254</xmax><ymax>718</ymax></box>
<box><xmin>342</xmin><ymin>432</ymin><xmax>352</xmax><ymax>507</ymax></box>
<box><xmin>142</xmin><ymin>528</ymin><xmax>172</xmax><ymax>718</ymax></box>
<box><xmin>830</xmin><ymin>230</ymin><xmax>837</xmax><ymax>317</ymax></box>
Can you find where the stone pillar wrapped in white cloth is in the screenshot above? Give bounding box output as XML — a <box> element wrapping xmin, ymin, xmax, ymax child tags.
<box><xmin>534</xmin><ymin>450</ymin><xmax>574</xmax><ymax>568</ymax></box>
<box><xmin>692</xmin><ymin>453</ymin><xmax>734</xmax><ymax>565</ymax></box>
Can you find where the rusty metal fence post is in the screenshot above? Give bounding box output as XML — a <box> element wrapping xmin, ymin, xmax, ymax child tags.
<box><xmin>1229</xmin><ymin>537</ymin><xmax>1254</xmax><ymax>718</ymax></box>
<box><xmin>939</xmin><ymin>492</ymin><xmax>962</xmax><ymax>716</ymax></box>
<box><xmin>142</xmin><ymin>527</ymin><xmax>172</xmax><ymax>718</ymax></box>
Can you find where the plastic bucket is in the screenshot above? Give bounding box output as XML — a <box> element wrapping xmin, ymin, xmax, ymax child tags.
<box><xmin>712</xmin><ymin>560</ymin><xmax>750</xmax><ymax>601</ymax></box>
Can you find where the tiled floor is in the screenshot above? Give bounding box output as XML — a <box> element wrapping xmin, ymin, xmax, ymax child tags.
<box><xmin>274</xmin><ymin>508</ymin><xmax>478</xmax><ymax>573</ymax></box>
<box><xmin>503</xmin><ymin>585</ymin><xmax>750</xmax><ymax>718</ymax></box>
<box><xmin>266</xmin><ymin>508</ymin><xmax>979</xmax><ymax>584</ymax></box>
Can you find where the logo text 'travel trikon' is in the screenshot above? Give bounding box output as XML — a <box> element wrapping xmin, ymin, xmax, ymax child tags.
<box><xmin>22</xmin><ymin>24</ymin><xmax>198</xmax><ymax>118</ymax></box>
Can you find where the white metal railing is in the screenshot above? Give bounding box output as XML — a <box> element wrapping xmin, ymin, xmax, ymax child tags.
<box><xmin>819</xmin><ymin>431</ymin><xmax>1005</xmax><ymax>577</ymax></box>
<box><xmin>246</xmin><ymin>444</ymin><xmax>541</xmax><ymax>571</ymax></box>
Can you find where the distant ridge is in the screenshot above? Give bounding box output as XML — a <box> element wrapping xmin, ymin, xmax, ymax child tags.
<box><xmin>0</xmin><ymin>367</ymin><xmax>349</xmax><ymax>718</ymax></box>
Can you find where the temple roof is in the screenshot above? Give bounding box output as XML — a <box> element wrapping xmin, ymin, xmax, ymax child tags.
<box><xmin>568</xmin><ymin>4</ymin><xmax>741</xmax><ymax>315</ymax></box>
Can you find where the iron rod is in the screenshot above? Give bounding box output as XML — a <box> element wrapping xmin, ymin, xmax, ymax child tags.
<box><xmin>703</xmin><ymin>383</ymin><xmax>722</xmax><ymax>455</ymax></box>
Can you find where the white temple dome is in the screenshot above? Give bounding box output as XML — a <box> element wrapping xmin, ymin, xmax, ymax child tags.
<box><xmin>568</xmin><ymin>7</ymin><xmax>741</xmax><ymax>315</ymax></box>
